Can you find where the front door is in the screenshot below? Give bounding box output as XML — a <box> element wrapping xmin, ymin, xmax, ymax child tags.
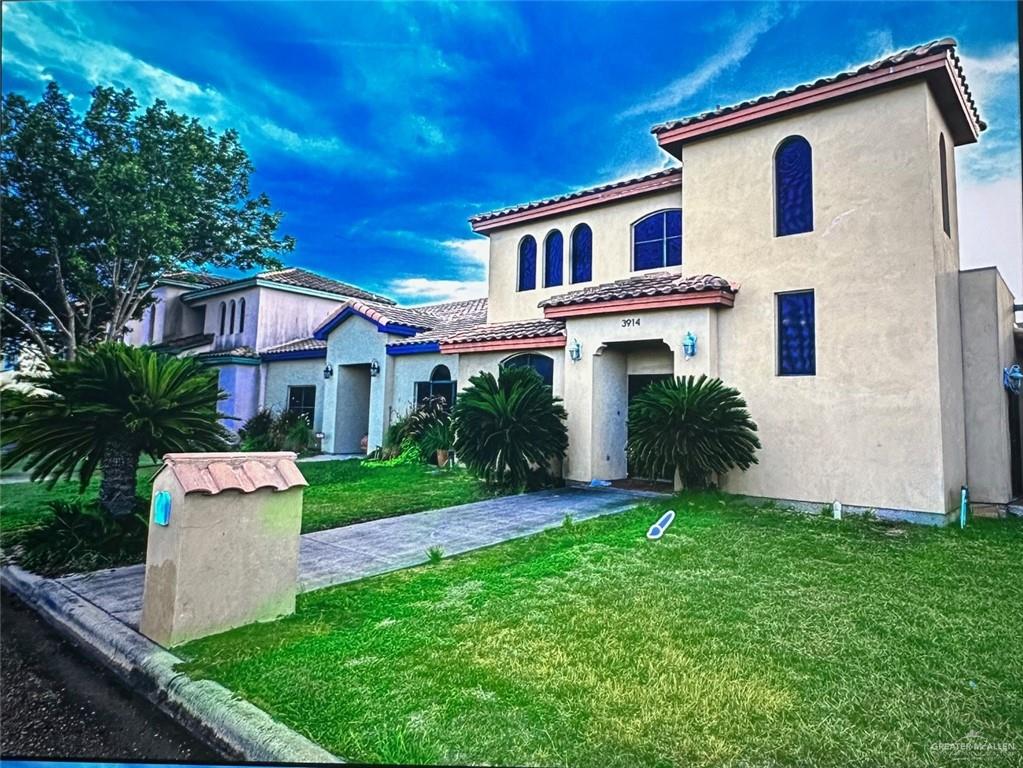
<box><xmin>626</xmin><ymin>374</ymin><xmax>672</xmax><ymax>479</ymax></box>
<box><xmin>1009</xmin><ymin>393</ymin><xmax>1022</xmax><ymax>497</ymax></box>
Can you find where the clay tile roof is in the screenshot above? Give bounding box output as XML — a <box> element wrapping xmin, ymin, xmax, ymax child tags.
<box><xmin>650</xmin><ymin>37</ymin><xmax>985</xmax><ymax>136</ymax></box>
<box><xmin>160</xmin><ymin>270</ymin><xmax>233</xmax><ymax>287</ymax></box>
<box><xmin>441</xmin><ymin>318</ymin><xmax>566</xmax><ymax>345</ymax></box>
<box><xmin>152</xmin><ymin>333</ymin><xmax>214</xmax><ymax>353</ymax></box>
<box><xmin>539</xmin><ymin>272</ymin><xmax>736</xmax><ymax>309</ymax></box>
<box><xmin>317</xmin><ymin>297</ymin><xmax>489</xmax><ymax>343</ymax></box>
<box><xmin>159</xmin><ymin>452</ymin><xmax>309</xmax><ymax>495</ymax></box>
<box><xmin>262</xmin><ymin>337</ymin><xmax>327</xmax><ymax>355</ymax></box>
<box><xmin>385</xmin><ymin>299</ymin><xmax>490</xmax><ymax>348</ymax></box>
<box><xmin>196</xmin><ymin>346</ymin><xmax>259</xmax><ymax>360</ymax></box>
<box><xmin>257</xmin><ymin>268</ymin><xmax>395</xmax><ymax>305</ymax></box>
<box><xmin>469</xmin><ymin>167</ymin><xmax>683</xmax><ymax>226</ymax></box>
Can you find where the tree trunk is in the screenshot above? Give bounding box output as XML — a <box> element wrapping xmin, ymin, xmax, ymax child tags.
<box><xmin>100</xmin><ymin>441</ymin><xmax>141</xmax><ymax>517</ymax></box>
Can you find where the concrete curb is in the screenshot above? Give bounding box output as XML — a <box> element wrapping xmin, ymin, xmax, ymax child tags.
<box><xmin>1</xmin><ymin>565</ymin><xmax>341</xmax><ymax>764</ymax></box>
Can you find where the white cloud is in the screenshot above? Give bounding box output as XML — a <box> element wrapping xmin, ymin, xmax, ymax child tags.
<box><xmin>958</xmin><ymin>175</ymin><xmax>1023</xmax><ymax>299</ymax></box>
<box><xmin>1</xmin><ymin>3</ymin><xmax>351</xmax><ymax>163</ymax></box>
<box><xmin>386</xmin><ymin>236</ymin><xmax>489</xmax><ymax>304</ymax></box>
<box><xmin>619</xmin><ymin>3</ymin><xmax>784</xmax><ymax>120</ymax></box>
<box><xmin>961</xmin><ymin>44</ymin><xmax>1019</xmax><ymax>110</ymax></box>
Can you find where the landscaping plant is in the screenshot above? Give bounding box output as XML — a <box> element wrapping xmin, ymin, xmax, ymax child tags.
<box><xmin>1</xmin><ymin>343</ymin><xmax>230</xmax><ymax>517</ymax></box>
<box><xmin>239</xmin><ymin>408</ymin><xmax>315</xmax><ymax>454</ymax></box>
<box><xmin>451</xmin><ymin>366</ymin><xmax>568</xmax><ymax>489</ymax></box>
<box><xmin>627</xmin><ymin>374</ymin><xmax>761</xmax><ymax>488</ymax></box>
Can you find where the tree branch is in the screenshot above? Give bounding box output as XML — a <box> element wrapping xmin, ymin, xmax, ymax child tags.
<box><xmin>1</xmin><ymin>305</ymin><xmax>53</xmax><ymax>358</ymax></box>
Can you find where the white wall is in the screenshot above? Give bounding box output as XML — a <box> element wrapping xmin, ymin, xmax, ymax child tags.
<box><xmin>263</xmin><ymin>358</ymin><xmax>326</xmax><ymax>432</ymax></box>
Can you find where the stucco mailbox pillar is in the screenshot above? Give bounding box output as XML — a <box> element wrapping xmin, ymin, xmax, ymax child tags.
<box><xmin>140</xmin><ymin>452</ymin><xmax>308</xmax><ymax>647</ymax></box>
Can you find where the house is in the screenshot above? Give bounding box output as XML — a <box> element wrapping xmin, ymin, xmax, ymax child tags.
<box><xmin>137</xmin><ymin>38</ymin><xmax>1021</xmax><ymax>523</ymax></box>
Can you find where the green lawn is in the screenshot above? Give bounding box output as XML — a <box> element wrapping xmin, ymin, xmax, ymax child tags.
<box><xmin>178</xmin><ymin>495</ymin><xmax>1023</xmax><ymax>768</ymax></box>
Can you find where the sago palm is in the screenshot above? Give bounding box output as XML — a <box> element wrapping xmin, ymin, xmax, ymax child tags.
<box><xmin>3</xmin><ymin>342</ymin><xmax>230</xmax><ymax>516</ymax></box>
<box><xmin>627</xmin><ymin>375</ymin><xmax>761</xmax><ymax>489</ymax></box>
<box><xmin>452</xmin><ymin>366</ymin><xmax>568</xmax><ymax>489</ymax></box>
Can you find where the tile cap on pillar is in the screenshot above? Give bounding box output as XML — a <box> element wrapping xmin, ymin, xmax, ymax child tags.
<box><xmin>156</xmin><ymin>452</ymin><xmax>309</xmax><ymax>495</ymax></box>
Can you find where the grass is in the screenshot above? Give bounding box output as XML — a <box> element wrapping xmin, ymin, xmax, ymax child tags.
<box><xmin>0</xmin><ymin>459</ymin><xmax>498</xmax><ymax>573</ymax></box>
<box><xmin>178</xmin><ymin>494</ymin><xmax>1023</xmax><ymax>767</ymax></box>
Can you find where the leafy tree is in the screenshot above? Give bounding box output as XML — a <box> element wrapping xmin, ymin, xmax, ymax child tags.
<box><xmin>627</xmin><ymin>375</ymin><xmax>761</xmax><ymax>489</ymax></box>
<box><xmin>2</xmin><ymin>343</ymin><xmax>231</xmax><ymax>517</ymax></box>
<box><xmin>1</xmin><ymin>81</ymin><xmax>294</xmax><ymax>358</ymax></box>
<box><xmin>452</xmin><ymin>366</ymin><xmax>568</xmax><ymax>489</ymax></box>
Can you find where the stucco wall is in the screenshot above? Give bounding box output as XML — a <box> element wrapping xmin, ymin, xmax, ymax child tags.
<box><xmin>320</xmin><ymin>314</ymin><xmax>393</xmax><ymax>453</ymax></box>
<box><xmin>960</xmin><ymin>268</ymin><xmax>1017</xmax><ymax>503</ymax></box>
<box><xmin>263</xmin><ymin>358</ymin><xmax>326</xmax><ymax>432</ymax></box>
<box><xmin>456</xmin><ymin>348</ymin><xmax>566</xmax><ymax>398</ymax></box>
<box><xmin>253</xmin><ymin>289</ymin><xmax>342</xmax><ymax>351</ymax></box>
<box><xmin>216</xmin><ymin>363</ymin><xmax>261</xmax><ymax>430</ymax></box>
<box><xmin>677</xmin><ymin>81</ymin><xmax>955</xmax><ymax>515</ymax></box>
<box><xmin>485</xmin><ymin>188</ymin><xmax>683</xmax><ymax>323</ymax></box>
<box><xmin>199</xmin><ymin>286</ymin><xmax>261</xmax><ymax>351</ymax></box>
<box><xmin>125</xmin><ymin>285</ymin><xmax>203</xmax><ymax>345</ymax></box>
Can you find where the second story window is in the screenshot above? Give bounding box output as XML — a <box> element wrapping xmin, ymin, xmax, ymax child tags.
<box><xmin>219</xmin><ymin>301</ymin><xmax>226</xmax><ymax>335</ymax></box>
<box><xmin>238</xmin><ymin>298</ymin><xmax>246</xmax><ymax>333</ymax></box>
<box><xmin>633</xmin><ymin>210</ymin><xmax>682</xmax><ymax>271</ymax></box>
<box><xmin>229</xmin><ymin>299</ymin><xmax>237</xmax><ymax>334</ymax></box>
<box><xmin>518</xmin><ymin>236</ymin><xmax>536</xmax><ymax>292</ymax></box>
<box><xmin>544</xmin><ymin>230</ymin><xmax>563</xmax><ymax>288</ymax></box>
<box><xmin>775</xmin><ymin>136</ymin><xmax>813</xmax><ymax>236</ymax></box>
<box><xmin>939</xmin><ymin>134</ymin><xmax>950</xmax><ymax>237</ymax></box>
<box><xmin>777</xmin><ymin>290</ymin><xmax>816</xmax><ymax>376</ymax></box>
<box><xmin>571</xmin><ymin>224</ymin><xmax>592</xmax><ymax>283</ymax></box>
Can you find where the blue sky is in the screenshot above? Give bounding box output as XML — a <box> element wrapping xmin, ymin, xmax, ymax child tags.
<box><xmin>3</xmin><ymin>1</ymin><xmax>1021</xmax><ymax>301</ymax></box>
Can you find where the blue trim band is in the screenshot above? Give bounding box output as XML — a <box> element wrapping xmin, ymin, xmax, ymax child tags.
<box><xmin>262</xmin><ymin>348</ymin><xmax>328</xmax><ymax>361</ymax></box>
<box><xmin>386</xmin><ymin>342</ymin><xmax>441</xmax><ymax>356</ymax></box>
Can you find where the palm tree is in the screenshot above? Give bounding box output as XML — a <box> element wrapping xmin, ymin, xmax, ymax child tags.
<box><xmin>2</xmin><ymin>343</ymin><xmax>230</xmax><ymax>516</ymax></box>
<box><xmin>627</xmin><ymin>375</ymin><xmax>761</xmax><ymax>489</ymax></box>
<box><xmin>452</xmin><ymin>366</ymin><xmax>568</xmax><ymax>489</ymax></box>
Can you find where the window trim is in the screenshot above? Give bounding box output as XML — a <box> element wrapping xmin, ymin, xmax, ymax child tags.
<box><xmin>775</xmin><ymin>289</ymin><xmax>816</xmax><ymax>377</ymax></box>
<box><xmin>773</xmin><ymin>135</ymin><xmax>814</xmax><ymax>237</ymax></box>
<box><xmin>517</xmin><ymin>235</ymin><xmax>537</xmax><ymax>292</ymax></box>
<box><xmin>543</xmin><ymin>229</ymin><xmax>564</xmax><ymax>288</ymax></box>
<box><xmin>570</xmin><ymin>223</ymin><xmax>592</xmax><ymax>284</ymax></box>
<box><xmin>631</xmin><ymin>208</ymin><xmax>683</xmax><ymax>271</ymax></box>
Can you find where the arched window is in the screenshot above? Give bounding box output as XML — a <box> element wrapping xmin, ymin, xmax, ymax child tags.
<box><xmin>939</xmin><ymin>135</ymin><xmax>950</xmax><ymax>236</ymax></box>
<box><xmin>633</xmin><ymin>210</ymin><xmax>682</xmax><ymax>271</ymax></box>
<box><xmin>518</xmin><ymin>236</ymin><xmax>536</xmax><ymax>292</ymax></box>
<box><xmin>775</xmin><ymin>136</ymin><xmax>813</xmax><ymax>236</ymax></box>
<box><xmin>501</xmin><ymin>352</ymin><xmax>554</xmax><ymax>387</ymax></box>
<box><xmin>544</xmin><ymin>230</ymin><xmax>563</xmax><ymax>288</ymax></box>
<box><xmin>571</xmin><ymin>224</ymin><xmax>592</xmax><ymax>284</ymax></box>
<box><xmin>238</xmin><ymin>297</ymin><xmax>246</xmax><ymax>333</ymax></box>
<box><xmin>218</xmin><ymin>302</ymin><xmax>226</xmax><ymax>335</ymax></box>
<box><xmin>415</xmin><ymin>364</ymin><xmax>456</xmax><ymax>408</ymax></box>
<box><xmin>229</xmin><ymin>300</ymin><xmax>236</xmax><ymax>334</ymax></box>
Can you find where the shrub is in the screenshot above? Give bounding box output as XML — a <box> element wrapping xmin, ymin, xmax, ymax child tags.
<box><xmin>12</xmin><ymin>499</ymin><xmax>149</xmax><ymax>576</ymax></box>
<box><xmin>239</xmin><ymin>408</ymin><xmax>315</xmax><ymax>454</ymax></box>
<box><xmin>627</xmin><ymin>375</ymin><xmax>761</xmax><ymax>489</ymax></box>
<box><xmin>2</xmin><ymin>343</ymin><xmax>230</xmax><ymax>517</ymax></box>
<box><xmin>451</xmin><ymin>367</ymin><xmax>568</xmax><ymax>489</ymax></box>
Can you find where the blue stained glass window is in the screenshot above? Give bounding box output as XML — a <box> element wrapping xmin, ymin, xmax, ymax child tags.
<box><xmin>775</xmin><ymin>136</ymin><xmax>813</xmax><ymax>236</ymax></box>
<box><xmin>501</xmin><ymin>353</ymin><xmax>554</xmax><ymax>387</ymax></box>
<box><xmin>571</xmin><ymin>224</ymin><xmax>592</xmax><ymax>283</ymax></box>
<box><xmin>544</xmin><ymin>230</ymin><xmax>563</xmax><ymax>287</ymax></box>
<box><xmin>777</xmin><ymin>291</ymin><xmax>816</xmax><ymax>376</ymax></box>
<box><xmin>633</xmin><ymin>210</ymin><xmax>683</xmax><ymax>271</ymax></box>
<box><xmin>518</xmin><ymin>236</ymin><xmax>536</xmax><ymax>291</ymax></box>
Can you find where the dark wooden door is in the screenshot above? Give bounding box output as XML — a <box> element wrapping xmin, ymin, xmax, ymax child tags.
<box><xmin>627</xmin><ymin>374</ymin><xmax>673</xmax><ymax>479</ymax></box>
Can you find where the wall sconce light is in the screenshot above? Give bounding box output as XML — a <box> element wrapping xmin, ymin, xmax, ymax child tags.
<box><xmin>683</xmin><ymin>331</ymin><xmax>697</xmax><ymax>360</ymax></box>
<box><xmin>314</xmin><ymin>431</ymin><xmax>325</xmax><ymax>449</ymax></box>
<box><xmin>323</xmin><ymin>363</ymin><xmax>334</xmax><ymax>380</ymax></box>
<box><xmin>568</xmin><ymin>338</ymin><xmax>582</xmax><ymax>362</ymax></box>
<box><xmin>369</xmin><ymin>359</ymin><xmax>381</xmax><ymax>377</ymax></box>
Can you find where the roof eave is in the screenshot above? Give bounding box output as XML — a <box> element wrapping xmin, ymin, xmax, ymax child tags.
<box><xmin>469</xmin><ymin>171</ymin><xmax>683</xmax><ymax>234</ymax></box>
<box><xmin>655</xmin><ymin>51</ymin><xmax>981</xmax><ymax>157</ymax></box>
<box><xmin>439</xmin><ymin>335</ymin><xmax>566</xmax><ymax>355</ymax></box>
<box><xmin>543</xmin><ymin>290</ymin><xmax>736</xmax><ymax>318</ymax></box>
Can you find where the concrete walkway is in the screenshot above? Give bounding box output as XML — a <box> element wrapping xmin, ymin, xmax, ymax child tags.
<box><xmin>57</xmin><ymin>486</ymin><xmax>658</xmax><ymax>631</ymax></box>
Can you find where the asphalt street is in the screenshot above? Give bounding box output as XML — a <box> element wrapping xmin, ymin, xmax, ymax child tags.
<box><xmin>0</xmin><ymin>588</ymin><xmax>220</xmax><ymax>761</ymax></box>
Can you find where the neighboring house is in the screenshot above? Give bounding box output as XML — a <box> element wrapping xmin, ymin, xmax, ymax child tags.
<box><xmin>135</xmin><ymin>38</ymin><xmax>1021</xmax><ymax>523</ymax></box>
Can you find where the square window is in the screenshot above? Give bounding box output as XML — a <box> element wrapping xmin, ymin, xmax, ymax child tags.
<box><xmin>287</xmin><ymin>385</ymin><xmax>317</xmax><ymax>426</ymax></box>
<box><xmin>777</xmin><ymin>291</ymin><xmax>815</xmax><ymax>376</ymax></box>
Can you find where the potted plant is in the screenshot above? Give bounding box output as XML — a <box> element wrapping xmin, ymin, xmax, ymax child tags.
<box><xmin>420</xmin><ymin>419</ymin><xmax>454</xmax><ymax>468</ymax></box>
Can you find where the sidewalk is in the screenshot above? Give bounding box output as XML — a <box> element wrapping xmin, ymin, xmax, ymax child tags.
<box><xmin>57</xmin><ymin>485</ymin><xmax>658</xmax><ymax>630</ymax></box>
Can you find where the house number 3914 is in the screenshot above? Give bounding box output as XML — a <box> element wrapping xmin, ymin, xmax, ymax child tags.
<box><xmin>621</xmin><ymin>317</ymin><xmax>641</xmax><ymax>328</ymax></box>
